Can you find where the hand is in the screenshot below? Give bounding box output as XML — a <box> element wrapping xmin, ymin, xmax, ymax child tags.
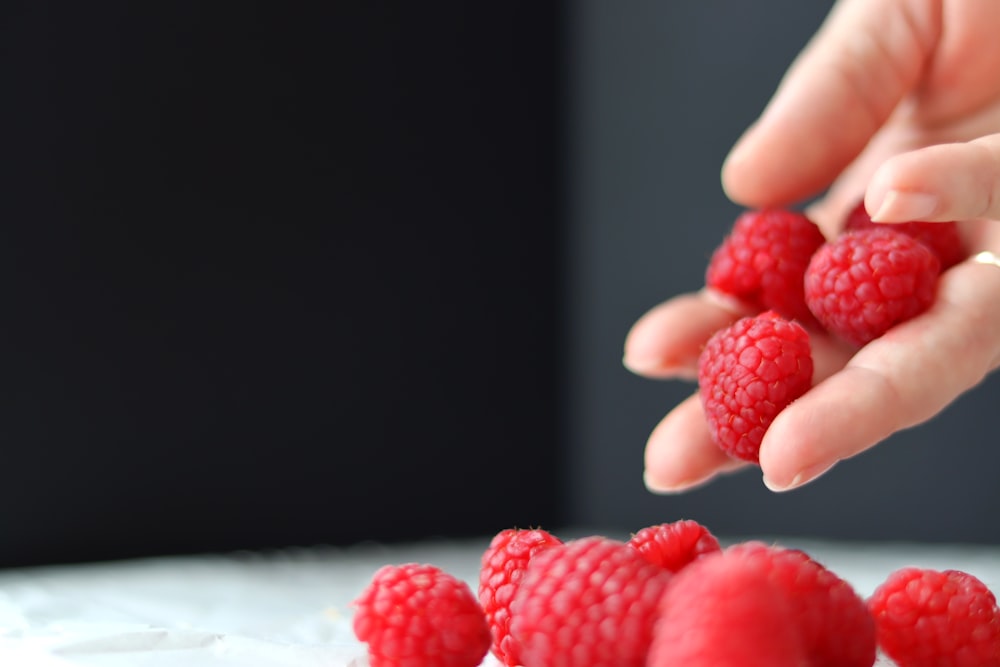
<box><xmin>625</xmin><ymin>0</ymin><xmax>1000</xmax><ymax>493</ymax></box>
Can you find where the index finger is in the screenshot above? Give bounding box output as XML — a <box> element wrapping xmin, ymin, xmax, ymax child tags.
<box><xmin>722</xmin><ymin>0</ymin><xmax>939</xmax><ymax>208</ymax></box>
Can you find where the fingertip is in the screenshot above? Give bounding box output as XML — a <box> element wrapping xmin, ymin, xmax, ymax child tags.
<box><xmin>720</xmin><ymin>128</ymin><xmax>762</xmax><ymax>206</ymax></box>
<box><xmin>866</xmin><ymin>138</ymin><xmax>1000</xmax><ymax>223</ymax></box>
<box><xmin>720</xmin><ymin>122</ymin><xmax>823</xmax><ymax>209</ymax></box>
<box><xmin>622</xmin><ymin>308</ymin><xmax>691</xmax><ymax>378</ymax></box>
<box><xmin>623</xmin><ymin>291</ymin><xmax>748</xmax><ymax>379</ymax></box>
<box><xmin>863</xmin><ymin>167</ymin><xmax>892</xmax><ymax>221</ymax></box>
<box><xmin>762</xmin><ymin>460</ymin><xmax>836</xmax><ymax>493</ymax></box>
<box><xmin>865</xmin><ymin>153</ymin><xmax>941</xmax><ymax>222</ymax></box>
<box><xmin>643</xmin><ymin>469</ymin><xmax>711</xmax><ymax>495</ymax></box>
<box><xmin>643</xmin><ymin>393</ymin><xmax>744</xmax><ymax>492</ymax></box>
<box><xmin>870</xmin><ymin>190</ymin><xmax>940</xmax><ymax>223</ymax></box>
<box><xmin>757</xmin><ymin>402</ymin><xmax>837</xmax><ymax>492</ymax></box>
<box><xmin>622</xmin><ymin>354</ymin><xmax>698</xmax><ymax>381</ymax></box>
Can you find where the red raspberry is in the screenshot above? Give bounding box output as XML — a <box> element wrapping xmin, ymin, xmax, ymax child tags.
<box><xmin>867</xmin><ymin>567</ymin><xmax>1000</xmax><ymax>667</ymax></box>
<box><xmin>626</xmin><ymin>519</ymin><xmax>721</xmax><ymax>573</ymax></box>
<box><xmin>648</xmin><ymin>547</ymin><xmax>808</xmax><ymax>667</ymax></box>
<box><xmin>706</xmin><ymin>208</ymin><xmax>826</xmax><ymax>324</ymax></box>
<box><xmin>804</xmin><ymin>227</ymin><xmax>941</xmax><ymax>346</ymax></box>
<box><xmin>844</xmin><ymin>199</ymin><xmax>965</xmax><ymax>269</ymax></box>
<box><xmin>697</xmin><ymin>310</ymin><xmax>813</xmax><ymax>463</ymax></box>
<box><xmin>724</xmin><ymin>542</ymin><xmax>876</xmax><ymax>667</ymax></box>
<box><xmin>650</xmin><ymin>542</ymin><xmax>875</xmax><ymax>667</ymax></box>
<box><xmin>478</xmin><ymin>528</ymin><xmax>563</xmax><ymax>666</ymax></box>
<box><xmin>352</xmin><ymin>562</ymin><xmax>491</xmax><ymax>667</ymax></box>
<box><xmin>509</xmin><ymin>536</ymin><xmax>672</xmax><ymax>667</ymax></box>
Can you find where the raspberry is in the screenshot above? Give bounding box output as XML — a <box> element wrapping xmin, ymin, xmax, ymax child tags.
<box><xmin>648</xmin><ymin>547</ymin><xmax>808</xmax><ymax>667</ymax></box>
<box><xmin>626</xmin><ymin>519</ymin><xmax>721</xmax><ymax>573</ymax></box>
<box><xmin>721</xmin><ymin>543</ymin><xmax>876</xmax><ymax>667</ymax></box>
<box><xmin>867</xmin><ymin>567</ymin><xmax>1000</xmax><ymax>667</ymax></box>
<box><xmin>697</xmin><ymin>310</ymin><xmax>813</xmax><ymax>463</ymax></box>
<box><xmin>652</xmin><ymin>542</ymin><xmax>875</xmax><ymax>667</ymax></box>
<box><xmin>844</xmin><ymin>199</ymin><xmax>965</xmax><ymax>269</ymax></box>
<box><xmin>478</xmin><ymin>528</ymin><xmax>563</xmax><ymax>666</ymax></box>
<box><xmin>706</xmin><ymin>208</ymin><xmax>826</xmax><ymax>324</ymax></box>
<box><xmin>509</xmin><ymin>536</ymin><xmax>672</xmax><ymax>667</ymax></box>
<box><xmin>804</xmin><ymin>227</ymin><xmax>941</xmax><ymax>346</ymax></box>
<box><xmin>352</xmin><ymin>562</ymin><xmax>491</xmax><ymax>667</ymax></box>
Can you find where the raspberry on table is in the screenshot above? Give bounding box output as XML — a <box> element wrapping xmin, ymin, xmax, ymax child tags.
<box><xmin>509</xmin><ymin>535</ymin><xmax>673</xmax><ymax>667</ymax></box>
<box><xmin>648</xmin><ymin>545</ymin><xmax>809</xmax><ymax>667</ymax></box>
<box><xmin>721</xmin><ymin>542</ymin><xmax>877</xmax><ymax>667</ymax></box>
<box><xmin>867</xmin><ymin>567</ymin><xmax>1000</xmax><ymax>667</ymax></box>
<box><xmin>352</xmin><ymin>562</ymin><xmax>491</xmax><ymax>667</ymax></box>
<box><xmin>697</xmin><ymin>310</ymin><xmax>813</xmax><ymax>463</ymax></box>
<box><xmin>654</xmin><ymin>542</ymin><xmax>875</xmax><ymax>667</ymax></box>
<box><xmin>478</xmin><ymin>528</ymin><xmax>563</xmax><ymax>666</ymax></box>
<box><xmin>705</xmin><ymin>208</ymin><xmax>826</xmax><ymax>325</ymax></box>
<box><xmin>804</xmin><ymin>227</ymin><xmax>941</xmax><ymax>346</ymax></box>
<box><xmin>844</xmin><ymin>199</ymin><xmax>965</xmax><ymax>269</ymax></box>
<box><xmin>626</xmin><ymin>519</ymin><xmax>721</xmax><ymax>573</ymax></box>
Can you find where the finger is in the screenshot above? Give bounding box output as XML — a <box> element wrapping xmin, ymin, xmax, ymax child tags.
<box><xmin>623</xmin><ymin>289</ymin><xmax>751</xmax><ymax>380</ymax></box>
<box><xmin>722</xmin><ymin>0</ymin><xmax>939</xmax><ymax>207</ymax></box>
<box><xmin>643</xmin><ymin>392</ymin><xmax>746</xmax><ymax>493</ymax></box>
<box><xmin>865</xmin><ymin>134</ymin><xmax>1000</xmax><ymax>222</ymax></box>
<box><xmin>759</xmin><ymin>257</ymin><xmax>1000</xmax><ymax>491</ymax></box>
<box><xmin>624</xmin><ymin>288</ymin><xmax>856</xmax><ymax>378</ymax></box>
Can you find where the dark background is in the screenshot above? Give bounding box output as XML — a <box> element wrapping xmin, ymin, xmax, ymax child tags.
<box><xmin>1</xmin><ymin>1</ymin><xmax>997</xmax><ymax>568</ymax></box>
<box><xmin>0</xmin><ymin>2</ymin><xmax>563</xmax><ymax>567</ymax></box>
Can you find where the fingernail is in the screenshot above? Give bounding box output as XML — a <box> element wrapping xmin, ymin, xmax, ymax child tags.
<box><xmin>871</xmin><ymin>190</ymin><xmax>939</xmax><ymax>222</ymax></box>
<box><xmin>762</xmin><ymin>461</ymin><xmax>834</xmax><ymax>492</ymax></box>
<box><xmin>623</xmin><ymin>355</ymin><xmax>665</xmax><ymax>374</ymax></box>
<box><xmin>644</xmin><ymin>470</ymin><xmax>705</xmax><ymax>495</ymax></box>
<box><xmin>623</xmin><ymin>356</ymin><xmax>699</xmax><ymax>380</ymax></box>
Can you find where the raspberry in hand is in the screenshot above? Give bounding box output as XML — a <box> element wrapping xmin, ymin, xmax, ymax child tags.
<box><xmin>697</xmin><ymin>310</ymin><xmax>813</xmax><ymax>463</ymax></box>
<box><xmin>706</xmin><ymin>208</ymin><xmax>826</xmax><ymax>325</ymax></box>
<box><xmin>844</xmin><ymin>199</ymin><xmax>965</xmax><ymax>269</ymax></box>
<box><xmin>804</xmin><ymin>227</ymin><xmax>940</xmax><ymax>346</ymax></box>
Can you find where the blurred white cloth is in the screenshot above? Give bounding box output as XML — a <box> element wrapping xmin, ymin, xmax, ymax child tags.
<box><xmin>0</xmin><ymin>536</ymin><xmax>998</xmax><ymax>666</ymax></box>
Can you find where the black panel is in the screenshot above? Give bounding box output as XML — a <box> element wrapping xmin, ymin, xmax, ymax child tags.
<box><xmin>0</xmin><ymin>2</ymin><xmax>564</xmax><ymax>566</ymax></box>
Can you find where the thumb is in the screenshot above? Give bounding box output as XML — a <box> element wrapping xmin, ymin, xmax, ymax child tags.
<box><xmin>865</xmin><ymin>134</ymin><xmax>1000</xmax><ymax>222</ymax></box>
<box><xmin>722</xmin><ymin>0</ymin><xmax>939</xmax><ymax>208</ymax></box>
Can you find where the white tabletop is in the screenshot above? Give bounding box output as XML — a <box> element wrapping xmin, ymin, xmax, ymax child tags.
<box><xmin>1</xmin><ymin>536</ymin><xmax>998</xmax><ymax>666</ymax></box>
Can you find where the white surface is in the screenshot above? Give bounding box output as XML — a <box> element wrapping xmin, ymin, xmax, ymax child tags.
<box><xmin>0</xmin><ymin>536</ymin><xmax>998</xmax><ymax>666</ymax></box>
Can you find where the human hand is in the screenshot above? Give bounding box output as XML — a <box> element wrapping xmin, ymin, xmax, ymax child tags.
<box><xmin>625</xmin><ymin>0</ymin><xmax>1000</xmax><ymax>493</ymax></box>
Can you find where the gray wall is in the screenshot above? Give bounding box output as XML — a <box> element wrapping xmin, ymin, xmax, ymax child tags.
<box><xmin>564</xmin><ymin>0</ymin><xmax>1000</xmax><ymax>543</ymax></box>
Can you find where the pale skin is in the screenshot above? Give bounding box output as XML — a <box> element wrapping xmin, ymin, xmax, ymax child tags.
<box><xmin>624</xmin><ymin>0</ymin><xmax>1000</xmax><ymax>493</ymax></box>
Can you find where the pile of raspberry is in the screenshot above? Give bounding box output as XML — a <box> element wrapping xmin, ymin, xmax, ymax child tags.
<box><xmin>698</xmin><ymin>203</ymin><xmax>963</xmax><ymax>463</ymax></box>
<box><xmin>351</xmin><ymin>520</ymin><xmax>1000</xmax><ymax>666</ymax></box>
